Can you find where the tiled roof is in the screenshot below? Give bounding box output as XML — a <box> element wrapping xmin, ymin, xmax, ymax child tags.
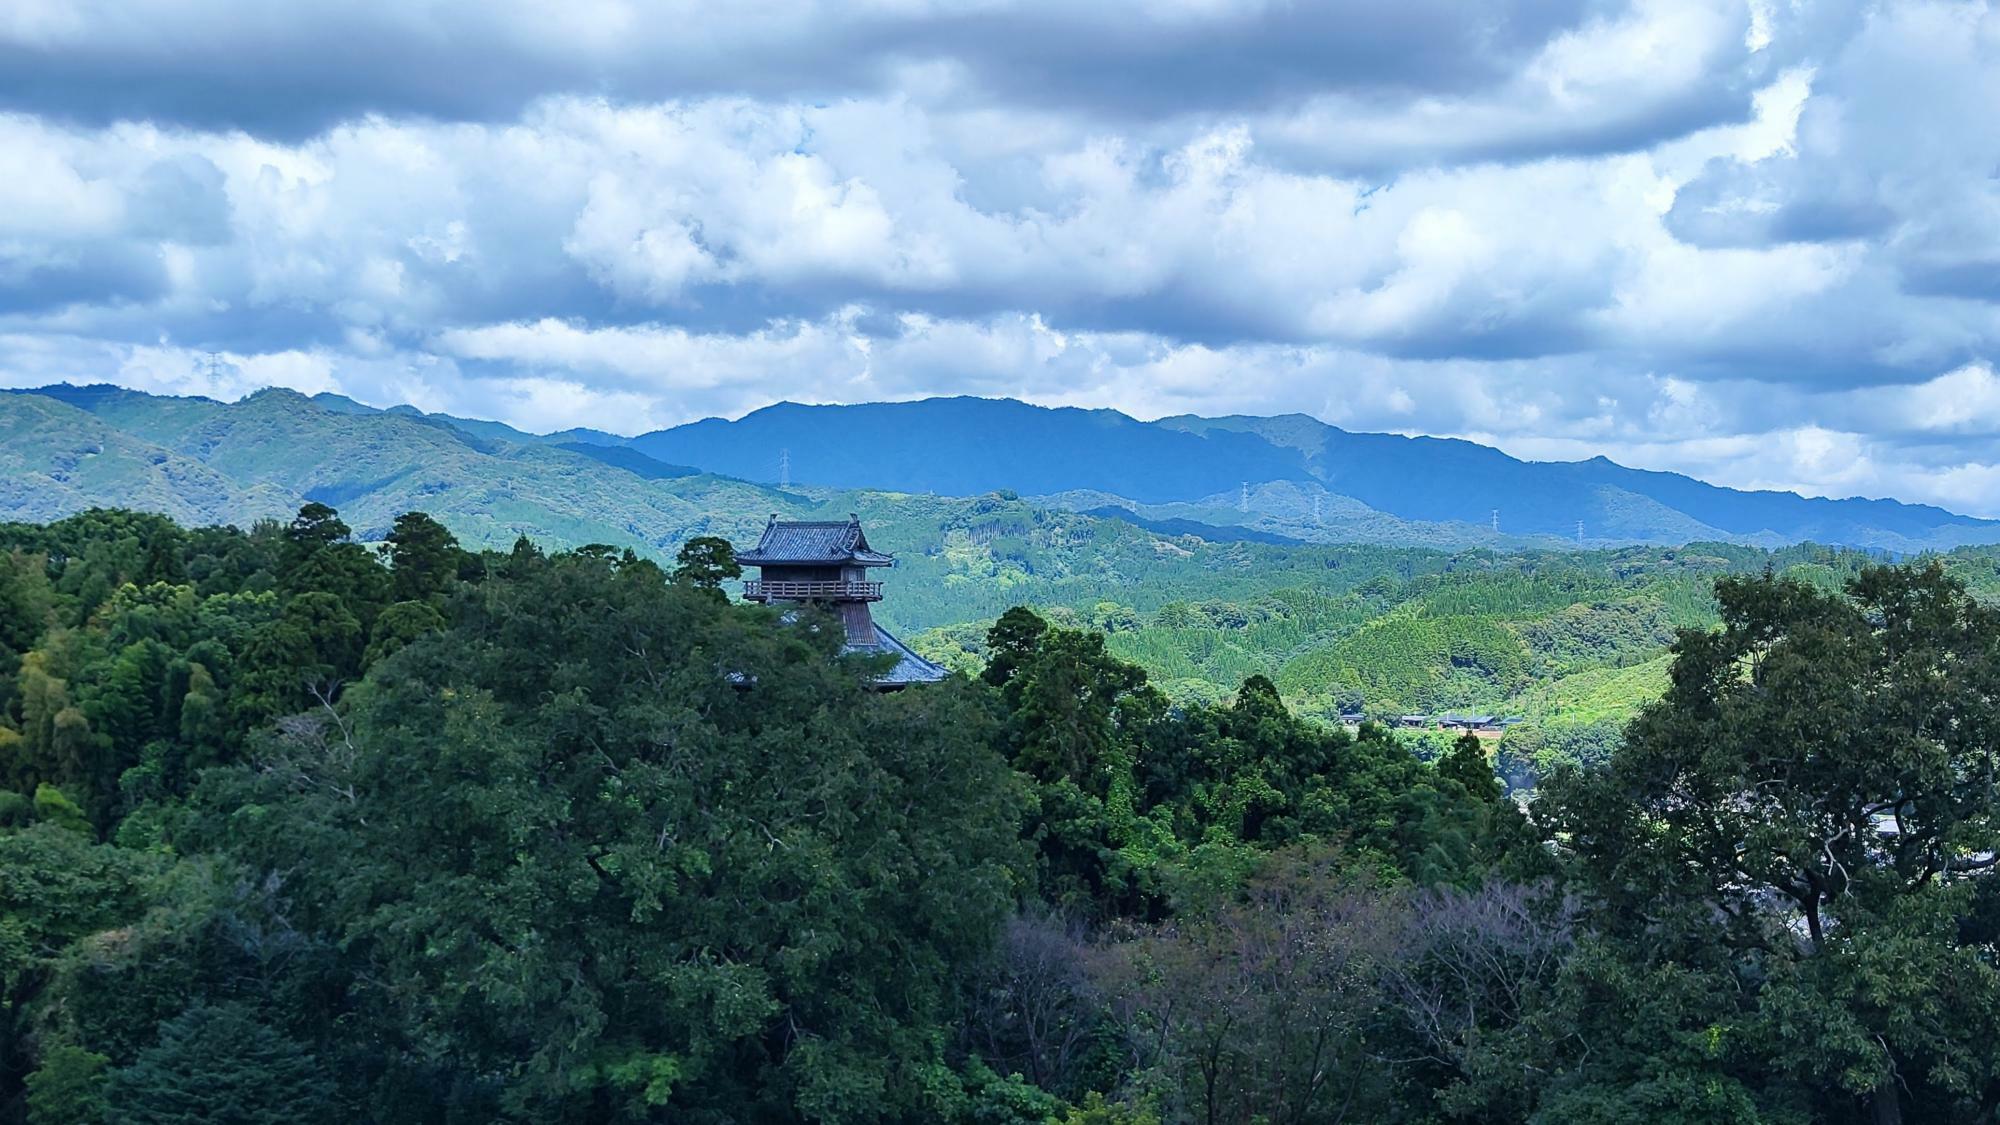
<box><xmin>736</xmin><ymin>514</ymin><xmax>895</xmax><ymax>566</ymax></box>
<box><xmin>846</xmin><ymin>623</ymin><xmax>949</xmax><ymax>686</ymax></box>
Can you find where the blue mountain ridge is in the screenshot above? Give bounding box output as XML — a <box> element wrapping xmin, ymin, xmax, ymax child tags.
<box><xmin>623</xmin><ymin>396</ymin><xmax>1999</xmax><ymax>550</ymax></box>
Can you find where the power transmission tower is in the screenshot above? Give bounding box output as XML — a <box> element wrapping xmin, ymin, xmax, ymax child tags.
<box><xmin>1313</xmin><ymin>493</ymin><xmax>1323</xmax><ymax>524</ymax></box>
<box><xmin>1239</xmin><ymin>482</ymin><xmax>1249</xmax><ymax>512</ymax></box>
<box><xmin>1491</xmin><ymin>509</ymin><xmax>1499</xmax><ymax>534</ymax></box>
<box><xmin>779</xmin><ymin>448</ymin><xmax>790</xmax><ymax>489</ymax></box>
<box><xmin>1576</xmin><ymin>520</ymin><xmax>1584</xmax><ymax>545</ymax></box>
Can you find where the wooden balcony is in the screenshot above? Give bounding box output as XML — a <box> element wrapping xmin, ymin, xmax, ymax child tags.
<box><xmin>743</xmin><ymin>579</ymin><xmax>883</xmax><ymax>602</ymax></box>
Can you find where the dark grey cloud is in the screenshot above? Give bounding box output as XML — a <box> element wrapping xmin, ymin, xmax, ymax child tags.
<box><xmin>0</xmin><ymin>18</ymin><xmax>617</xmax><ymax>139</ymax></box>
<box><xmin>0</xmin><ymin>0</ymin><xmax>1677</xmax><ymax>160</ymax></box>
<box><xmin>0</xmin><ymin>244</ymin><xmax>170</xmax><ymax>313</ymax></box>
<box><xmin>894</xmin><ymin>0</ymin><xmax>1611</xmax><ymax>115</ymax></box>
<box><xmin>1665</xmin><ymin>157</ymin><xmax>1896</xmax><ymax>247</ymax></box>
<box><xmin>1902</xmin><ymin>259</ymin><xmax>2000</xmax><ymax>302</ymax></box>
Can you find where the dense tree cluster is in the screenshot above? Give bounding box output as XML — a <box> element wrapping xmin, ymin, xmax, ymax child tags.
<box><xmin>3</xmin><ymin>507</ymin><xmax>1999</xmax><ymax>1122</ymax></box>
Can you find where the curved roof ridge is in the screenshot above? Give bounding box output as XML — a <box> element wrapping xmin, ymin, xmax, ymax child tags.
<box><xmin>735</xmin><ymin>513</ymin><xmax>894</xmax><ymax>566</ymax></box>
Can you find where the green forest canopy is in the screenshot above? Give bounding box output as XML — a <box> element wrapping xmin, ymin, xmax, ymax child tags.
<box><xmin>5</xmin><ymin>506</ymin><xmax>2000</xmax><ymax>1122</ymax></box>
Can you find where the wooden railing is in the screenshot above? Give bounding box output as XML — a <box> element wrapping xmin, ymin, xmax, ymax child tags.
<box><xmin>743</xmin><ymin>579</ymin><xmax>883</xmax><ymax>601</ymax></box>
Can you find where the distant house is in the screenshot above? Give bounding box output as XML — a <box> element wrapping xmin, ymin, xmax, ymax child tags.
<box><xmin>1387</xmin><ymin>712</ymin><xmax>1522</xmax><ymax>737</ymax></box>
<box><xmin>736</xmin><ymin>514</ymin><xmax>947</xmax><ymax>689</ymax></box>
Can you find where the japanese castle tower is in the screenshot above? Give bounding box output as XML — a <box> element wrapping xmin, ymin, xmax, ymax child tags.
<box><xmin>735</xmin><ymin>514</ymin><xmax>947</xmax><ymax>688</ymax></box>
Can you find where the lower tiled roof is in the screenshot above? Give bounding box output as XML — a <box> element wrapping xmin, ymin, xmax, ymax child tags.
<box><xmin>843</xmin><ymin>623</ymin><xmax>949</xmax><ymax>685</ymax></box>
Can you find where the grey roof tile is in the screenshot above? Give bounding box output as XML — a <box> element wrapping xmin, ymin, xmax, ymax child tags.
<box><xmin>845</xmin><ymin>623</ymin><xmax>949</xmax><ymax>685</ymax></box>
<box><xmin>735</xmin><ymin>514</ymin><xmax>895</xmax><ymax>566</ymax></box>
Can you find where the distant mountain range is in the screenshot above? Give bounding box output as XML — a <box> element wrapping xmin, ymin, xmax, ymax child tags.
<box><xmin>3</xmin><ymin>384</ymin><xmax>1997</xmax><ymax>554</ymax></box>
<box><xmin>611</xmin><ymin>397</ymin><xmax>2000</xmax><ymax>552</ymax></box>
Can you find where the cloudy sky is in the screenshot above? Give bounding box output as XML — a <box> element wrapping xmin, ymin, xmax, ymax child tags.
<box><xmin>3</xmin><ymin>1</ymin><xmax>1998</xmax><ymax>513</ymax></box>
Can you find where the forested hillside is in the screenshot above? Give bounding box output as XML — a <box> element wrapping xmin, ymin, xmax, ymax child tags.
<box><xmin>10</xmin><ymin>383</ymin><xmax>2000</xmax><ymax>784</ymax></box>
<box><xmin>6</xmin><ymin>507</ymin><xmax>2000</xmax><ymax>1123</ymax></box>
<box><xmin>880</xmin><ymin>495</ymin><xmax>2000</xmax><ymax>782</ymax></box>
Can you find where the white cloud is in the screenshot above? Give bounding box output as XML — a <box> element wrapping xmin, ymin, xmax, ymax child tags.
<box><xmin>1841</xmin><ymin>363</ymin><xmax>2000</xmax><ymax>437</ymax></box>
<box><xmin>438</xmin><ymin>316</ymin><xmax>863</xmax><ymax>395</ymax></box>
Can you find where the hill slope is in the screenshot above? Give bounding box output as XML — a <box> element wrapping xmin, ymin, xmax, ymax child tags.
<box><xmin>0</xmin><ymin>387</ymin><xmax>793</xmax><ymax>551</ymax></box>
<box><xmin>0</xmin><ymin>393</ymin><xmax>295</xmax><ymax>526</ymax></box>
